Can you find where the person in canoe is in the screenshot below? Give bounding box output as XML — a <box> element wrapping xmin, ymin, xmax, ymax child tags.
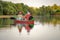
<box><xmin>10</xmin><ymin>11</ymin><xmax>34</xmax><ymax>33</ymax></box>
<box><xmin>16</xmin><ymin>11</ymin><xmax>24</xmax><ymax>32</ymax></box>
<box><xmin>24</xmin><ymin>11</ymin><xmax>34</xmax><ymax>33</ymax></box>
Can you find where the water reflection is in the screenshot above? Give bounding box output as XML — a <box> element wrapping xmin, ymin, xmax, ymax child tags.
<box><xmin>0</xmin><ymin>15</ymin><xmax>60</xmax><ymax>28</ymax></box>
<box><xmin>0</xmin><ymin>16</ymin><xmax>60</xmax><ymax>40</ymax></box>
<box><xmin>0</xmin><ymin>21</ymin><xmax>60</xmax><ymax>40</ymax></box>
<box><xmin>16</xmin><ymin>23</ymin><xmax>34</xmax><ymax>33</ymax></box>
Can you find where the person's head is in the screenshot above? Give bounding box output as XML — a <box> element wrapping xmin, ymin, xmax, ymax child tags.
<box><xmin>27</xmin><ymin>11</ymin><xmax>31</xmax><ymax>15</ymax></box>
<box><xmin>18</xmin><ymin>11</ymin><xmax>23</xmax><ymax>15</ymax></box>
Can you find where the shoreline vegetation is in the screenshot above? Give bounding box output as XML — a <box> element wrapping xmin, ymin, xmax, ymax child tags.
<box><xmin>0</xmin><ymin>0</ymin><xmax>60</xmax><ymax>27</ymax></box>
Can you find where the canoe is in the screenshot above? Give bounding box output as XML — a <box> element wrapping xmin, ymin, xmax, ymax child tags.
<box><xmin>15</xmin><ymin>20</ymin><xmax>34</xmax><ymax>24</ymax></box>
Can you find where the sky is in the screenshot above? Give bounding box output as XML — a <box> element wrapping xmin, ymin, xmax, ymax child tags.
<box><xmin>2</xmin><ymin>0</ymin><xmax>60</xmax><ymax>8</ymax></box>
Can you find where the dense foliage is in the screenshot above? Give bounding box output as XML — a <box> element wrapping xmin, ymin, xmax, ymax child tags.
<box><xmin>0</xmin><ymin>0</ymin><xmax>60</xmax><ymax>16</ymax></box>
<box><xmin>0</xmin><ymin>0</ymin><xmax>60</xmax><ymax>27</ymax></box>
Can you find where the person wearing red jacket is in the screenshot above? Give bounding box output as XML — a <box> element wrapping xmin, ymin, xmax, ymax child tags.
<box><xmin>24</xmin><ymin>12</ymin><xmax>32</xmax><ymax>33</ymax></box>
<box><xmin>24</xmin><ymin>12</ymin><xmax>31</xmax><ymax>20</ymax></box>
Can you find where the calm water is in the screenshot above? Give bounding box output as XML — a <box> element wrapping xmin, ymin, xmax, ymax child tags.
<box><xmin>0</xmin><ymin>21</ymin><xmax>60</xmax><ymax>40</ymax></box>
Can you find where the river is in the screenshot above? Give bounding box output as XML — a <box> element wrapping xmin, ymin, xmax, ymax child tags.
<box><xmin>0</xmin><ymin>21</ymin><xmax>60</xmax><ymax>40</ymax></box>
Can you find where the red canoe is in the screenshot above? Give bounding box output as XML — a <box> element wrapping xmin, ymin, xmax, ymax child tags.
<box><xmin>15</xmin><ymin>20</ymin><xmax>34</xmax><ymax>24</ymax></box>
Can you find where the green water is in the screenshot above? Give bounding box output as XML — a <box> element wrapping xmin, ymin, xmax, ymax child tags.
<box><xmin>0</xmin><ymin>16</ymin><xmax>60</xmax><ymax>28</ymax></box>
<box><xmin>0</xmin><ymin>18</ymin><xmax>14</xmax><ymax>27</ymax></box>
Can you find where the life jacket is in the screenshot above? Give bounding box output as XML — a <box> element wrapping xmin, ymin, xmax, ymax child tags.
<box><xmin>25</xmin><ymin>14</ymin><xmax>31</xmax><ymax>20</ymax></box>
